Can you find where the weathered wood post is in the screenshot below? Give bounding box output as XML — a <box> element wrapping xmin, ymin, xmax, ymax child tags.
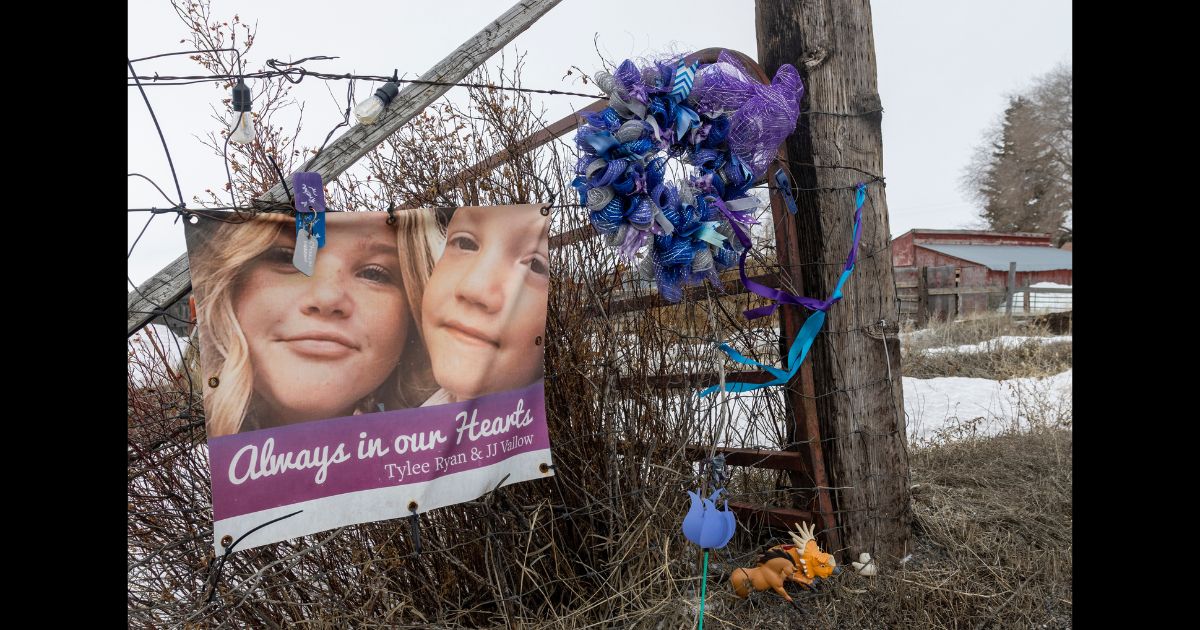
<box><xmin>1005</xmin><ymin>261</ymin><xmax>1017</xmax><ymax>319</ymax></box>
<box><xmin>916</xmin><ymin>266</ymin><xmax>929</xmax><ymax>328</ymax></box>
<box><xmin>755</xmin><ymin>0</ymin><xmax>912</xmax><ymax>565</ymax></box>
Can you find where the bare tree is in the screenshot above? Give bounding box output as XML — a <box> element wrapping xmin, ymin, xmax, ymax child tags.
<box><xmin>962</xmin><ymin>64</ymin><xmax>1072</xmax><ymax>237</ymax></box>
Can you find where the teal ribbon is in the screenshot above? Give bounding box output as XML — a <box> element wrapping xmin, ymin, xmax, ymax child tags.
<box><xmin>693</xmin><ymin>221</ymin><xmax>727</xmax><ymax>247</ymax></box>
<box><xmin>671</xmin><ymin>60</ymin><xmax>699</xmax><ymax>102</ymax></box>
<box><xmin>699</xmin><ymin>310</ymin><xmax>824</xmax><ymax>396</ymax></box>
<box><xmin>699</xmin><ymin>193</ymin><xmax>861</xmax><ymax>397</ymax></box>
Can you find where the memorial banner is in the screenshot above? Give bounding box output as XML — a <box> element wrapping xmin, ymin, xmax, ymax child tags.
<box><xmin>184</xmin><ymin>205</ymin><xmax>553</xmax><ymax>552</ymax></box>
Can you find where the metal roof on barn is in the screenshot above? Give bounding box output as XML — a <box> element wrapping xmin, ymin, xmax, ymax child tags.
<box><xmin>916</xmin><ymin>244</ymin><xmax>1073</xmax><ymax>271</ymax></box>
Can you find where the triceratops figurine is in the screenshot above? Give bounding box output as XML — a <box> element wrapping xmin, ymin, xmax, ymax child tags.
<box><xmin>730</xmin><ymin>521</ymin><xmax>840</xmax><ymax>608</ymax></box>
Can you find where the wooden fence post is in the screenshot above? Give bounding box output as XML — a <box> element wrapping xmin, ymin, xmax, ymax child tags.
<box><xmin>756</xmin><ymin>0</ymin><xmax>912</xmax><ymax>566</ymax></box>
<box><xmin>1005</xmin><ymin>262</ymin><xmax>1017</xmax><ymax>319</ymax></box>
<box><xmin>916</xmin><ymin>266</ymin><xmax>929</xmax><ymax>328</ymax></box>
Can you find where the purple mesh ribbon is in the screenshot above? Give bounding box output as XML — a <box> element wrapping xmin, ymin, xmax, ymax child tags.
<box><xmin>692</xmin><ymin>51</ymin><xmax>803</xmax><ymax>179</ymax></box>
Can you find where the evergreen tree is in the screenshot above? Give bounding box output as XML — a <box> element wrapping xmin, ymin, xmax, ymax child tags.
<box><xmin>962</xmin><ymin>65</ymin><xmax>1071</xmax><ymax>235</ymax></box>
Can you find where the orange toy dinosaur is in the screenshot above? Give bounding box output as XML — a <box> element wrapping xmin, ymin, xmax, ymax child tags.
<box><xmin>729</xmin><ymin>547</ymin><xmax>803</xmax><ymax>609</ymax></box>
<box><xmin>774</xmin><ymin>521</ymin><xmax>839</xmax><ymax>589</ymax></box>
<box><xmin>730</xmin><ymin>521</ymin><xmax>840</xmax><ymax>608</ymax></box>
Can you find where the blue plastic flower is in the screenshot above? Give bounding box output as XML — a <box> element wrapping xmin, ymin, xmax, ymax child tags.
<box><xmin>681</xmin><ymin>488</ymin><xmax>736</xmax><ymax>549</ymax></box>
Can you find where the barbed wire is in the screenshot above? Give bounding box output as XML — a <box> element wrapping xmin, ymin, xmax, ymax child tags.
<box><xmin>128</xmin><ymin>65</ymin><xmax>609</xmax><ymax>99</ymax></box>
<box><xmin>128</xmin><ymin>50</ymin><xmax>892</xmax><ymax>122</ymax></box>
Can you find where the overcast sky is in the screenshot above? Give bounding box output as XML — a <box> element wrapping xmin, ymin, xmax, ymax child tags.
<box><xmin>128</xmin><ymin>0</ymin><xmax>1071</xmax><ymax>288</ymax></box>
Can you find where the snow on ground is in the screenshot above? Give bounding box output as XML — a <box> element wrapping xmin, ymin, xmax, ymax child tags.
<box><xmin>922</xmin><ymin>335</ymin><xmax>1072</xmax><ymax>355</ymax></box>
<box><xmin>697</xmin><ymin>332</ymin><xmax>1072</xmax><ymax>448</ymax></box>
<box><xmin>903</xmin><ymin>369</ymin><xmax>1071</xmax><ymax>444</ymax></box>
<box><xmin>697</xmin><ymin>367</ymin><xmax>1072</xmax><ymax>451</ymax></box>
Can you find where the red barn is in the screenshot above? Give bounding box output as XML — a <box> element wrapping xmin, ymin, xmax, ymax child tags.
<box><xmin>892</xmin><ymin>229</ymin><xmax>1073</xmax><ymax>287</ymax></box>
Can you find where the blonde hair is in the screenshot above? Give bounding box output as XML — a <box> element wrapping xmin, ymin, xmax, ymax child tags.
<box><xmin>190</xmin><ymin>210</ymin><xmax>441</xmax><ymax>437</ymax></box>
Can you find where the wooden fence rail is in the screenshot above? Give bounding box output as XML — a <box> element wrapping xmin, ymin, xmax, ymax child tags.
<box><xmin>896</xmin><ymin>262</ymin><xmax>1072</xmax><ymax>326</ymax></box>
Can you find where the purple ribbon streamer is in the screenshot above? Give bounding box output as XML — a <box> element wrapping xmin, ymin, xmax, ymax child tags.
<box><xmin>721</xmin><ymin>183</ymin><xmax>868</xmax><ymax>320</ymax></box>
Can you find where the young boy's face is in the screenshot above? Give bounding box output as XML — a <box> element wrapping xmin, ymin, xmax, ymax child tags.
<box><xmin>421</xmin><ymin>206</ymin><xmax>550</xmax><ymax>399</ymax></box>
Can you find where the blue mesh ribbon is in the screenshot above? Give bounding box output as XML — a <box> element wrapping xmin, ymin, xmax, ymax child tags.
<box><xmin>582</xmin><ymin>131</ymin><xmax>620</xmax><ymax>156</ymax></box>
<box><xmin>674</xmin><ymin>104</ymin><xmax>701</xmax><ymax>141</ymax></box>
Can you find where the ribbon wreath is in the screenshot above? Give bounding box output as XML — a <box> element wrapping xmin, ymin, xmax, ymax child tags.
<box><xmin>572</xmin><ymin>51</ymin><xmax>804</xmax><ymax>302</ymax></box>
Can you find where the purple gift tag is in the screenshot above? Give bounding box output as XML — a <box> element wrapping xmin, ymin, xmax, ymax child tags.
<box><xmin>292</xmin><ymin>172</ymin><xmax>326</xmax><ymax>248</ymax></box>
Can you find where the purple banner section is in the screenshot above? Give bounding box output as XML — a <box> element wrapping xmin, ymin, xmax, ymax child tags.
<box><xmin>210</xmin><ymin>380</ymin><xmax>548</xmax><ymax>521</ymax></box>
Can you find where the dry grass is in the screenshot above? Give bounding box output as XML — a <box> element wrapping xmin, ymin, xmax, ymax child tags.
<box><xmin>900</xmin><ymin>313</ymin><xmax>1072</xmax><ymax>352</ymax></box>
<box><xmin>624</xmin><ymin>426</ymin><xmax>1073</xmax><ymax>630</ymax></box>
<box><xmin>900</xmin><ymin>314</ymin><xmax>1073</xmax><ymax>380</ymax></box>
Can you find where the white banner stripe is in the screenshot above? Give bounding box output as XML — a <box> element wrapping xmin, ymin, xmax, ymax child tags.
<box><xmin>213</xmin><ymin>448</ymin><xmax>554</xmax><ymax>553</ymax></box>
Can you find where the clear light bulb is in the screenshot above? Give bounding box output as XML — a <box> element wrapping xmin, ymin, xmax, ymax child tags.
<box><xmin>354</xmin><ymin>81</ymin><xmax>400</xmax><ymax>125</ymax></box>
<box><xmin>228</xmin><ymin>78</ymin><xmax>255</xmax><ymax>144</ymax></box>
<box><xmin>229</xmin><ymin>111</ymin><xmax>255</xmax><ymax>144</ymax></box>
<box><xmin>354</xmin><ymin>95</ymin><xmax>386</xmax><ymax>125</ymax></box>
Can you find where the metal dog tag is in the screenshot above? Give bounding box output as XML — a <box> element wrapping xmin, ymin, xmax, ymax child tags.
<box><xmin>293</xmin><ymin>226</ymin><xmax>318</xmax><ymax>276</ymax></box>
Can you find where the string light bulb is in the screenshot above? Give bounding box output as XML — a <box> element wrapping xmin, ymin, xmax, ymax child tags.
<box><xmin>354</xmin><ymin>71</ymin><xmax>400</xmax><ymax>125</ymax></box>
<box><xmin>228</xmin><ymin>78</ymin><xmax>254</xmax><ymax>144</ymax></box>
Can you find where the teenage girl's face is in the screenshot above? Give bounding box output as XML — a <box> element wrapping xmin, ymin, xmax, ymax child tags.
<box><xmin>234</xmin><ymin>217</ymin><xmax>409</xmax><ymax>424</ymax></box>
<box><xmin>421</xmin><ymin>206</ymin><xmax>550</xmax><ymax>400</ymax></box>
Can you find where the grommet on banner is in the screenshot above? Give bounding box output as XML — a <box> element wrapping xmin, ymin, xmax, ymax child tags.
<box><xmin>205</xmin><ymin>510</ymin><xmax>303</xmax><ymax>603</ymax></box>
<box><xmin>539</xmin><ymin>463</ymin><xmax>553</xmax><ymax>474</ymax></box>
<box><xmin>407</xmin><ymin>502</ymin><xmax>422</xmax><ymax>554</ymax></box>
<box><xmin>534</xmin><ymin>336</ymin><xmax>543</xmax><ymax>346</ymax></box>
<box><xmin>208</xmin><ymin>377</ymin><xmax>220</xmax><ymax>388</ymax></box>
<box><xmin>540</xmin><ymin>205</ymin><xmax>550</xmax><ymax>216</ymax></box>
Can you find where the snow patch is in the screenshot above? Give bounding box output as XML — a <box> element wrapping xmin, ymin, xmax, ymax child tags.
<box><xmin>904</xmin><ymin>369</ymin><xmax>1072</xmax><ymax>444</ymax></box>
<box><xmin>922</xmin><ymin>335</ymin><xmax>1072</xmax><ymax>355</ymax></box>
